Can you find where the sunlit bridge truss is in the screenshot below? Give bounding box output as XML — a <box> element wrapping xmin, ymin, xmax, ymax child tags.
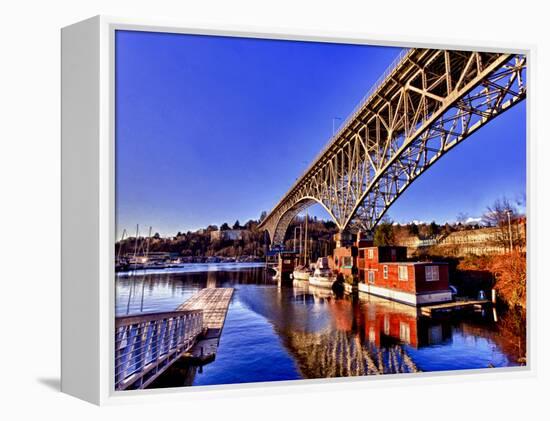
<box><xmin>258</xmin><ymin>48</ymin><xmax>527</xmax><ymax>245</ymax></box>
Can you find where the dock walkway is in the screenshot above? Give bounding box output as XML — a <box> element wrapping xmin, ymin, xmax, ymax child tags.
<box><xmin>177</xmin><ymin>287</ymin><xmax>234</xmax><ymax>364</ymax></box>
<box><xmin>421</xmin><ymin>299</ymin><xmax>490</xmax><ymax>317</ymax></box>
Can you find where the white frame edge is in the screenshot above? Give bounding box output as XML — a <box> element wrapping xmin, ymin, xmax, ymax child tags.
<box><xmin>61</xmin><ymin>14</ymin><xmax>536</xmax><ymax>406</ymax></box>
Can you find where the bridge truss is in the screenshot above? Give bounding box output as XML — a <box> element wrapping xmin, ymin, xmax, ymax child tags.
<box><xmin>259</xmin><ymin>48</ymin><xmax>527</xmax><ymax>245</ymax></box>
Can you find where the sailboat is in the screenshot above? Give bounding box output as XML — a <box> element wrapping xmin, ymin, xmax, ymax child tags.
<box><xmin>308</xmin><ymin>257</ymin><xmax>335</xmax><ymax>288</ymax></box>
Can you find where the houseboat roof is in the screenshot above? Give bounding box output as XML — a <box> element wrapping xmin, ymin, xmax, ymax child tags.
<box><xmin>358</xmin><ymin>245</ymin><xmax>407</xmax><ymax>249</ymax></box>
<box><xmin>378</xmin><ymin>261</ymin><xmax>449</xmax><ymax>266</ymax></box>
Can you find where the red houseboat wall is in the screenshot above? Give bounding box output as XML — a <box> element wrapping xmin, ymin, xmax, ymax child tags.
<box><xmin>332</xmin><ymin>245</ymin><xmax>357</xmax><ymax>277</ymax></box>
<box><xmin>414</xmin><ymin>263</ymin><xmax>450</xmax><ymax>293</ymax></box>
<box><xmin>357</xmin><ymin>245</ymin><xmax>452</xmax><ymax>306</ymax></box>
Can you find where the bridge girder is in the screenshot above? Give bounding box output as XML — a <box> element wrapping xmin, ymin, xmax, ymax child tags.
<box><xmin>260</xmin><ymin>48</ymin><xmax>527</xmax><ymax>245</ymax></box>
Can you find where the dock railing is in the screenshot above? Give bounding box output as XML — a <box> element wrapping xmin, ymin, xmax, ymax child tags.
<box><xmin>115</xmin><ymin>309</ymin><xmax>203</xmax><ymax>390</ymax></box>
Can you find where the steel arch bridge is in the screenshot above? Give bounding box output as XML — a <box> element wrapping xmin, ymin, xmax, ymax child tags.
<box><xmin>258</xmin><ymin>48</ymin><xmax>527</xmax><ymax>246</ymax></box>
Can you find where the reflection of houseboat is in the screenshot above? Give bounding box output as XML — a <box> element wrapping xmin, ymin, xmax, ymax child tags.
<box><xmin>292</xmin><ymin>265</ymin><xmax>311</xmax><ymax>281</ymax></box>
<box><xmin>309</xmin><ymin>257</ymin><xmax>335</xmax><ymax>288</ymax></box>
<box><xmin>359</xmin><ymin>294</ymin><xmax>452</xmax><ymax>349</ymax></box>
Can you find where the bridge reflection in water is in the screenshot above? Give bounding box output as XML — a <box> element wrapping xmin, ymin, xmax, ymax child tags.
<box><xmin>247</xmin><ymin>282</ymin><xmax>452</xmax><ymax>378</ymax></box>
<box><xmin>117</xmin><ymin>266</ymin><xmax>524</xmax><ymax>388</ymax></box>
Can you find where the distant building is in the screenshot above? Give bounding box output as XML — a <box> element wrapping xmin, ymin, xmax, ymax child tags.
<box><xmin>210</xmin><ymin>229</ymin><xmax>248</xmax><ymax>242</ymax></box>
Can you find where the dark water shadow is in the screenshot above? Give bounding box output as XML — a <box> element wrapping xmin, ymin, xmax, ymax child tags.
<box><xmin>37</xmin><ymin>377</ymin><xmax>61</xmax><ymax>392</ymax></box>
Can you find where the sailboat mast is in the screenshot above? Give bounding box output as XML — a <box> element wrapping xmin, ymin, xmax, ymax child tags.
<box><xmin>117</xmin><ymin>228</ymin><xmax>127</xmax><ymax>261</ymax></box>
<box><xmin>145</xmin><ymin>226</ymin><xmax>152</xmax><ymax>260</ymax></box>
<box><xmin>132</xmin><ymin>224</ymin><xmax>140</xmax><ymax>272</ymax></box>
<box><xmin>304</xmin><ymin>209</ymin><xmax>308</xmax><ymax>265</ymax></box>
<box><xmin>299</xmin><ymin>223</ymin><xmax>303</xmax><ymax>265</ymax></box>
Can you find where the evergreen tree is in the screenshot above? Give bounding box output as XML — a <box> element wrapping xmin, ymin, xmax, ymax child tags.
<box><xmin>374</xmin><ymin>222</ymin><xmax>395</xmax><ymax>246</ymax></box>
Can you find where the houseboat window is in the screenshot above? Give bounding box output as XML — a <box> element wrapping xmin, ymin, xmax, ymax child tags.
<box><xmin>425</xmin><ymin>265</ymin><xmax>440</xmax><ymax>281</ymax></box>
<box><xmin>368</xmin><ymin>271</ymin><xmax>375</xmax><ymax>284</ymax></box>
<box><xmin>359</xmin><ymin>250</ymin><xmax>365</xmax><ymax>259</ymax></box>
<box><xmin>383</xmin><ymin>265</ymin><xmax>388</xmax><ymax>279</ymax></box>
<box><xmin>368</xmin><ymin>249</ymin><xmax>374</xmax><ymax>259</ymax></box>
<box><xmin>398</xmin><ymin>265</ymin><xmax>408</xmax><ymax>281</ymax></box>
<box><xmin>391</xmin><ymin>249</ymin><xmax>396</xmax><ymax>260</ymax></box>
<box><xmin>342</xmin><ymin>256</ymin><xmax>352</xmax><ymax>268</ymax></box>
<box><xmin>399</xmin><ymin>322</ymin><xmax>411</xmax><ymax>344</ymax></box>
<box><xmin>369</xmin><ymin>327</ymin><xmax>376</xmax><ymax>344</ymax></box>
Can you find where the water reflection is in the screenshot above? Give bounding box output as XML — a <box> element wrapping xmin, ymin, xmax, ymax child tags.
<box><xmin>115</xmin><ymin>265</ymin><xmax>525</xmax><ymax>388</ymax></box>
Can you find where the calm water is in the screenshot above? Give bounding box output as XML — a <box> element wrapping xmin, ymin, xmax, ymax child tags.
<box><xmin>115</xmin><ymin>264</ymin><xmax>526</xmax><ymax>388</ymax></box>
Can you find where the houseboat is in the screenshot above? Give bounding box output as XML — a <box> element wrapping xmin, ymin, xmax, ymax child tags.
<box><xmin>329</xmin><ymin>232</ymin><xmax>452</xmax><ymax>306</ymax></box>
<box><xmin>357</xmin><ymin>245</ymin><xmax>452</xmax><ymax>306</ymax></box>
<box><xmin>274</xmin><ymin>251</ymin><xmax>299</xmax><ymax>280</ymax></box>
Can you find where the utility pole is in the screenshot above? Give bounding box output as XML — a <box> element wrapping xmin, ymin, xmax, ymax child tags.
<box><xmin>506</xmin><ymin>209</ymin><xmax>513</xmax><ymax>252</ymax></box>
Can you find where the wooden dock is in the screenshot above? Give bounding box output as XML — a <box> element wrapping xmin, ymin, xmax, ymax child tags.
<box><xmin>114</xmin><ymin>287</ymin><xmax>234</xmax><ymax>390</ymax></box>
<box><xmin>420</xmin><ymin>299</ymin><xmax>490</xmax><ymax>317</ymax></box>
<box><xmin>177</xmin><ymin>287</ymin><xmax>234</xmax><ymax>364</ymax></box>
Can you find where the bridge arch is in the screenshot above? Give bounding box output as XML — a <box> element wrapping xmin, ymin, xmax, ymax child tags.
<box><xmin>265</xmin><ymin>196</ymin><xmax>340</xmax><ymax>246</ymax></box>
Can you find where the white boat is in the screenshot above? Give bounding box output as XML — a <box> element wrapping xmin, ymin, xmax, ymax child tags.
<box><xmin>292</xmin><ymin>265</ymin><xmax>311</xmax><ymax>281</ymax></box>
<box><xmin>308</xmin><ymin>257</ymin><xmax>335</xmax><ymax>289</ymax></box>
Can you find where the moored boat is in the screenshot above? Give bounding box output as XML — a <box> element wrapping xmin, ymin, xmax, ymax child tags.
<box><xmin>292</xmin><ymin>265</ymin><xmax>311</xmax><ymax>281</ymax></box>
<box><xmin>308</xmin><ymin>257</ymin><xmax>335</xmax><ymax>288</ymax></box>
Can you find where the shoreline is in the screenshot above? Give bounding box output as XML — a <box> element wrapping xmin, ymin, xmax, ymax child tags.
<box><xmin>116</xmin><ymin>261</ymin><xmax>266</xmax><ymax>277</ymax></box>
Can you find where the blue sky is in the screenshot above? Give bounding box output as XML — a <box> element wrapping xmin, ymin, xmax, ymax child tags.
<box><xmin>115</xmin><ymin>30</ymin><xmax>526</xmax><ymax>237</ymax></box>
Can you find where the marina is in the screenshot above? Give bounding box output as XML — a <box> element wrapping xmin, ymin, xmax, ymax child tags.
<box><xmin>115</xmin><ymin>264</ymin><xmax>525</xmax><ymax>389</ymax></box>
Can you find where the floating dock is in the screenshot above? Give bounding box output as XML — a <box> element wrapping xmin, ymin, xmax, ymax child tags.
<box><xmin>177</xmin><ymin>287</ymin><xmax>234</xmax><ymax>364</ymax></box>
<box><xmin>420</xmin><ymin>299</ymin><xmax>490</xmax><ymax>317</ymax></box>
<box><xmin>115</xmin><ymin>287</ymin><xmax>234</xmax><ymax>390</ymax></box>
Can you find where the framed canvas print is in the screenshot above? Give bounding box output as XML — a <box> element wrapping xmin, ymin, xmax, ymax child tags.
<box><xmin>61</xmin><ymin>16</ymin><xmax>530</xmax><ymax>405</ymax></box>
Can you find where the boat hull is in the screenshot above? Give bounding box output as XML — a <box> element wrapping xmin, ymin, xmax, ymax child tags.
<box><xmin>358</xmin><ymin>283</ymin><xmax>453</xmax><ymax>306</ymax></box>
<box><xmin>309</xmin><ymin>276</ymin><xmax>335</xmax><ymax>289</ymax></box>
<box><xmin>292</xmin><ymin>271</ymin><xmax>310</xmax><ymax>281</ymax></box>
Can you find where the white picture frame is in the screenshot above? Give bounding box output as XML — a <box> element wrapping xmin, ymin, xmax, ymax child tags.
<box><xmin>61</xmin><ymin>15</ymin><xmax>534</xmax><ymax>406</ymax></box>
